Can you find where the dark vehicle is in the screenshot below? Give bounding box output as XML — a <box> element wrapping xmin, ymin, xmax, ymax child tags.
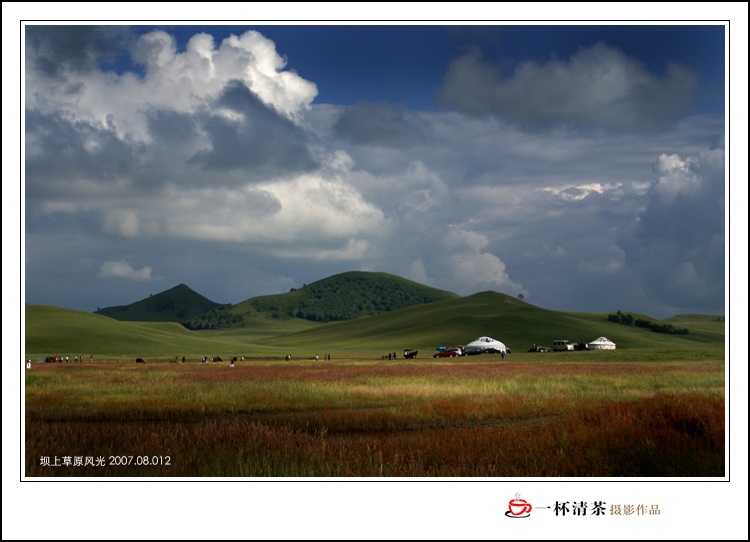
<box><xmin>465</xmin><ymin>347</ymin><xmax>509</xmax><ymax>356</ymax></box>
<box><xmin>433</xmin><ymin>347</ymin><xmax>463</xmax><ymax>358</ymax></box>
<box><xmin>528</xmin><ymin>345</ymin><xmax>550</xmax><ymax>353</ymax></box>
<box><xmin>403</xmin><ymin>349</ymin><xmax>418</xmax><ymax>359</ymax></box>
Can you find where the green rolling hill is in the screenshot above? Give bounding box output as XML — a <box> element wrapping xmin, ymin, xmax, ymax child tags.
<box><xmin>234</xmin><ymin>270</ymin><xmax>459</xmax><ymax>322</ymax></box>
<box><xmin>186</xmin><ymin>271</ymin><xmax>460</xmax><ymax>329</ymax></box>
<box><xmin>94</xmin><ymin>283</ymin><xmax>223</xmax><ymax>322</ymax></box>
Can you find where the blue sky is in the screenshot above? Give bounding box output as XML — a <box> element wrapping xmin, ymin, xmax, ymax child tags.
<box><xmin>118</xmin><ymin>24</ymin><xmax>726</xmax><ymax>114</ymax></box>
<box><xmin>22</xmin><ymin>22</ymin><xmax>730</xmax><ymax>318</ymax></box>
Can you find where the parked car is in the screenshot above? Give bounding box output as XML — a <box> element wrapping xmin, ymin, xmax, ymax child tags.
<box><xmin>433</xmin><ymin>347</ymin><xmax>463</xmax><ymax>358</ymax></box>
<box><xmin>552</xmin><ymin>340</ymin><xmax>574</xmax><ymax>352</ymax></box>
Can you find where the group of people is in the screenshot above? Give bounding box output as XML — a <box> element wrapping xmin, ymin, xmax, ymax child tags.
<box><xmin>282</xmin><ymin>354</ymin><xmax>331</xmax><ymax>361</ymax></box>
<box><xmin>45</xmin><ymin>355</ymin><xmax>92</xmax><ymax>363</ymax></box>
<box><xmin>200</xmin><ymin>356</ymin><xmax>245</xmax><ymax>363</ymax></box>
<box><xmin>381</xmin><ymin>352</ymin><xmax>399</xmax><ymax>360</ymax></box>
<box><xmin>34</xmin><ymin>353</ymin><xmax>349</xmax><ymax>365</ymax></box>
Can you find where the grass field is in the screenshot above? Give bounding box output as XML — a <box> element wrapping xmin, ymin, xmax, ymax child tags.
<box><xmin>25</xmin><ymin>348</ymin><xmax>725</xmax><ymax>477</ymax></box>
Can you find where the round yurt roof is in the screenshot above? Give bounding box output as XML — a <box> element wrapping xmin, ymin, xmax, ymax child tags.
<box><xmin>589</xmin><ymin>336</ymin><xmax>615</xmax><ymax>345</ymax></box>
<box><xmin>465</xmin><ymin>336</ymin><xmax>506</xmax><ymax>350</ymax></box>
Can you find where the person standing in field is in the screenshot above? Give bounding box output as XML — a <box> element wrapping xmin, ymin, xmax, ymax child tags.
<box><xmin>89</xmin><ymin>355</ymin><xmax>93</xmax><ymax>363</ymax></box>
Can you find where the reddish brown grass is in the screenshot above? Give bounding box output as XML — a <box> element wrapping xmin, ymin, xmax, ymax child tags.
<box><xmin>25</xmin><ymin>394</ymin><xmax>724</xmax><ymax>477</ymax></box>
<box><xmin>164</xmin><ymin>362</ymin><xmax>713</xmax><ymax>384</ymax></box>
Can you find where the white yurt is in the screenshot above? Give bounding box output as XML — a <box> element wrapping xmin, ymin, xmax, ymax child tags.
<box><xmin>587</xmin><ymin>337</ymin><xmax>616</xmax><ymax>350</ymax></box>
<box><xmin>464</xmin><ymin>336</ymin><xmax>507</xmax><ymax>354</ymax></box>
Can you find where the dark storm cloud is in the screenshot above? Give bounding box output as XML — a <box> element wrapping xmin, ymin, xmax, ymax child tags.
<box><xmin>621</xmin><ymin>149</ymin><xmax>725</xmax><ymax>313</ymax></box>
<box><xmin>188</xmin><ymin>80</ymin><xmax>319</xmax><ymax>176</ymax></box>
<box><xmin>145</xmin><ymin>108</ymin><xmax>199</xmax><ymax>142</ymax></box>
<box><xmin>25</xmin><ymin>110</ymin><xmax>142</xmax><ymax>197</ymax></box>
<box><xmin>332</xmin><ymin>100</ymin><xmax>432</xmax><ymax>146</ymax></box>
<box><xmin>25</xmin><ymin>25</ymin><xmax>127</xmax><ymax>78</ymax></box>
<box><xmin>436</xmin><ymin>43</ymin><xmax>700</xmax><ymax>132</ymax></box>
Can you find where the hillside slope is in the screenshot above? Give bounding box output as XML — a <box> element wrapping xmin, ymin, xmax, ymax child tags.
<box><xmin>255</xmin><ymin>291</ymin><xmax>726</xmax><ymax>354</ymax></box>
<box><xmin>94</xmin><ymin>284</ymin><xmax>223</xmax><ymax>322</ymax></box>
<box><xmin>25</xmin><ymin>305</ymin><xmax>247</xmax><ymax>358</ymax></box>
<box><xmin>226</xmin><ymin>271</ymin><xmax>460</xmax><ymax>325</ymax></box>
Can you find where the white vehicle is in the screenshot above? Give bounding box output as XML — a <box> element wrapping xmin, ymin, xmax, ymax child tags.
<box><xmin>552</xmin><ymin>340</ymin><xmax>574</xmax><ymax>352</ymax></box>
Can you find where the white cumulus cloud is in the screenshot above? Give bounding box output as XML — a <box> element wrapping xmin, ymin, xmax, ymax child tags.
<box><xmin>26</xmin><ymin>29</ymin><xmax>318</xmax><ymax>140</ymax></box>
<box><xmin>99</xmin><ymin>260</ymin><xmax>155</xmax><ymax>281</ymax></box>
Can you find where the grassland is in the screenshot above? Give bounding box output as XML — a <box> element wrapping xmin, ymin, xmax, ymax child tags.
<box><xmin>25</xmin><ymin>348</ymin><xmax>724</xmax><ymax>477</ymax></box>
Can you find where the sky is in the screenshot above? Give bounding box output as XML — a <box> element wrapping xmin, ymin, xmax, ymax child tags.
<box><xmin>21</xmin><ymin>22</ymin><xmax>731</xmax><ymax>318</ymax></box>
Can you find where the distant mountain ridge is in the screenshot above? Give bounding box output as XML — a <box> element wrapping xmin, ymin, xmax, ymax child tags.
<box><xmin>94</xmin><ymin>283</ymin><xmax>224</xmax><ymax>322</ymax></box>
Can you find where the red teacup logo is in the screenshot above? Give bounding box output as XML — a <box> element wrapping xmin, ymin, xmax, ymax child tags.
<box><xmin>506</xmin><ymin>493</ymin><xmax>532</xmax><ymax>517</ymax></box>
